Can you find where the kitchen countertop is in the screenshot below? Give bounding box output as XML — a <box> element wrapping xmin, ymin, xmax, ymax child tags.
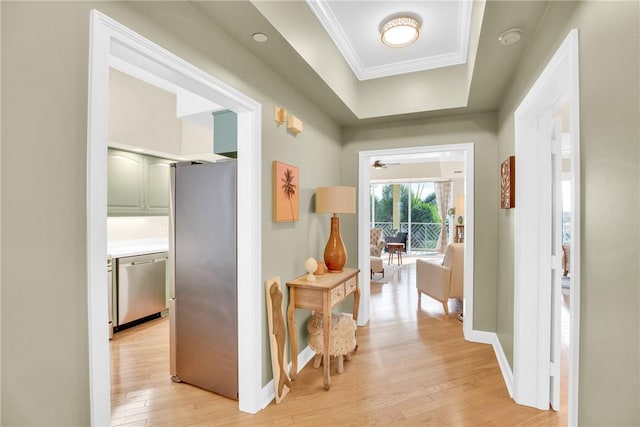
<box><xmin>108</xmin><ymin>238</ymin><xmax>169</xmax><ymax>258</ymax></box>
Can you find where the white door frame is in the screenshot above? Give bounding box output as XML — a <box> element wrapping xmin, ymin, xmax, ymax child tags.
<box><xmin>513</xmin><ymin>29</ymin><xmax>580</xmax><ymax>425</ymax></box>
<box><xmin>357</xmin><ymin>143</ymin><xmax>475</xmax><ymax>340</ymax></box>
<box><xmin>87</xmin><ymin>11</ymin><xmax>263</xmax><ymax>425</ymax></box>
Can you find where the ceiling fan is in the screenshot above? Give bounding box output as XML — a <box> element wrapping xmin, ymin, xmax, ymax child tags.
<box><xmin>372</xmin><ymin>160</ymin><xmax>387</xmax><ymax>169</ymax></box>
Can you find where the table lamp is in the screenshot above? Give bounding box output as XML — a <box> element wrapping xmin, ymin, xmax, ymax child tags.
<box><xmin>315</xmin><ymin>186</ymin><xmax>356</xmax><ymax>272</ymax></box>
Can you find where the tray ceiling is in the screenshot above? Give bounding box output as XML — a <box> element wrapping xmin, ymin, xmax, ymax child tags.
<box><xmin>306</xmin><ymin>0</ymin><xmax>473</xmax><ymax>80</ymax></box>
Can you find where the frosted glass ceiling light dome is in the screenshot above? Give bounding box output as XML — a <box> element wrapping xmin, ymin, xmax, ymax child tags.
<box><xmin>380</xmin><ymin>16</ymin><xmax>420</xmax><ymax>48</ymax></box>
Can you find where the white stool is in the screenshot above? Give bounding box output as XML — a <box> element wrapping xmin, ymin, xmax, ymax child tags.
<box><xmin>307</xmin><ymin>312</ymin><xmax>356</xmax><ymax>374</ymax></box>
<box><xmin>370</xmin><ymin>256</ymin><xmax>384</xmax><ymax>279</ymax></box>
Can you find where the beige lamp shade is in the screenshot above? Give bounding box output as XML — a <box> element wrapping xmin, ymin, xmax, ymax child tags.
<box><xmin>316</xmin><ymin>186</ymin><xmax>356</xmax><ymax>214</ymax></box>
<box><xmin>315</xmin><ymin>186</ymin><xmax>355</xmax><ymax>272</ymax></box>
<box><xmin>455</xmin><ymin>194</ymin><xmax>465</xmax><ymax>216</ymax></box>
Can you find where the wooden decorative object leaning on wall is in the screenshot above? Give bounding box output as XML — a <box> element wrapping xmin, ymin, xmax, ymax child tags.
<box><xmin>265</xmin><ymin>276</ymin><xmax>292</xmax><ymax>403</ymax></box>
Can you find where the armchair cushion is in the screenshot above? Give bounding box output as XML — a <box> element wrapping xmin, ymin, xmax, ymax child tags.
<box><xmin>370</xmin><ymin>228</ymin><xmax>386</xmax><ymax>256</ymax></box>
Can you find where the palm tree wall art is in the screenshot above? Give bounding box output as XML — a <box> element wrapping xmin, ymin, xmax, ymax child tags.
<box><xmin>273</xmin><ymin>161</ymin><xmax>299</xmax><ymax>222</ymax></box>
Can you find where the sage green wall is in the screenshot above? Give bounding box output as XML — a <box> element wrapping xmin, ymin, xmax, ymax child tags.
<box><xmin>342</xmin><ymin>112</ymin><xmax>499</xmax><ymax>332</ymax></box>
<box><xmin>496</xmin><ymin>1</ymin><xmax>639</xmax><ymax>425</ymax></box>
<box><xmin>1</xmin><ymin>1</ymin><xmax>342</xmax><ymax>424</ymax></box>
<box><xmin>2</xmin><ymin>2</ymin><xmax>92</xmax><ymax>424</ymax></box>
<box><xmin>0</xmin><ymin>0</ymin><xmax>3</xmax><ymax>422</ymax></box>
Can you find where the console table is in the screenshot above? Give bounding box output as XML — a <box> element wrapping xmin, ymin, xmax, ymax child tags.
<box><xmin>286</xmin><ymin>268</ymin><xmax>360</xmax><ymax>390</ymax></box>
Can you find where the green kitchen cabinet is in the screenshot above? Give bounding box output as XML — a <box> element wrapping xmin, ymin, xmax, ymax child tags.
<box><xmin>144</xmin><ymin>156</ymin><xmax>172</xmax><ymax>214</ymax></box>
<box><xmin>213</xmin><ymin>109</ymin><xmax>237</xmax><ymax>158</ymax></box>
<box><xmin>108</xmin><ymin>148</ymin><xmax>173</xmax><ymax>216</ymax></box>
<box><xmin>108</xmin><ymin>149</ymin><xmax>145</xmax><ymax>215</ymax></box>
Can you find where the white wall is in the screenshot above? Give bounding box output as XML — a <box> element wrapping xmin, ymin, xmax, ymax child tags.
<box><xmin>107</xmin><ymin>216</ymin><xmax>169</xmax><ymax>241</ymax></box>
<box><xmin>109</xmin><ymin>68</ymin><xmax>182</xmax><ymax>154</ymax></box>
<box><xmin>181</xmin><ymin>119</ymin><xmax>212</xmax><ymax>157</ymax></box>
<box><xmin>109</xmin><ymin>67</ymin><xmax>215</xmax><ymax>160</ymax></box>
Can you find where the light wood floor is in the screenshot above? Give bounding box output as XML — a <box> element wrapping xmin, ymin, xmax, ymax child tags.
<box><xmin>111</xmin><ymin>263</ymin><xmax>567</xmax><ymax>426</ymax></box>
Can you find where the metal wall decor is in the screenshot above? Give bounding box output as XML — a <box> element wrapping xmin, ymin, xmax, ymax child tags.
<box><xmin>501</xmin><ymin>156</ymin><xmax>515</xmax><ymax>209</ymax></box>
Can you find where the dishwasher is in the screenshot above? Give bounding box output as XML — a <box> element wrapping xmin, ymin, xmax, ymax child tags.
<box><xmin>116</xmin><ymin>252</ymin><xmax>167</xmax><ymax>329</ymax></box>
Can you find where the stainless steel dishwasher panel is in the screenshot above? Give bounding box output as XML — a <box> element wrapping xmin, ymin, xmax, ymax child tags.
<box><xmin>108</xmin><ymin>258</ymin><xmax>113</xmax><ymax>339</ymax></box>
<box><xmin>117</xmin><ymin>252</ymin><xmax>167</xmax><ymax>326</ymax></box>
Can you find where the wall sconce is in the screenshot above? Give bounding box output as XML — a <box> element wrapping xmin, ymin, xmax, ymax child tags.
<box><xmin>274</xmin><ymin>105</ymin><xmax>303</xmax><ymax>135</ymax></box>
<box><xmin>274</xmin><ymin>106</ymin><xmax>287</xmax><ymax>124</ymax></box>
<box><xmin>287</xmin><ymin>115</ymin><xmax>303</xmax><ymax>135</ymax></box>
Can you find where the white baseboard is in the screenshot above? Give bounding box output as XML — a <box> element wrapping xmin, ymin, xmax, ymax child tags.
<box><xmin>260</xmin><ymin>345</ymin><xmax>315</xmax><ymax>409</ymax></box>
<box><xmin>296</xmin><ymin>345</ymin><xmax>316</xmax><ymax>371</ymax></box>
<box><xmin>465</xmin><ymin>329</ymin><xmax>514</xmax><ymax>398</ymax></box>
<box><xmin>260</xmin><ymin>380</ymin><xmax>275</xmax><ymax>409</ymax></box>
<box><xmin>490</xmin><ymin>334</ymin><xmax>514</xmax><ymax>398</ymax></box>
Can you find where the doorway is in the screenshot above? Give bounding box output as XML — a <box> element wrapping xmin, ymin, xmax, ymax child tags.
<box><xmin>370</xmin><ymin>180</ymin><xmax>451</xmax><ymax>256</ymax></box>
<box><xmin>357</xmin><ymin>143</ymin><xmax>476</xmax><ymax>338</ymax></box>
<box><xmin>87</xmin><ymin>10</ymin><xmax>263</xmax><ymax>425</ymax></box>
<box><xmin>513</xmin><ymin>29</ymin><xmax>580</xmax><ymax>425</ymax></box>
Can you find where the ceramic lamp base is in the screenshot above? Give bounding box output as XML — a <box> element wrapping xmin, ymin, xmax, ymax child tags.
<box><xmin>323</xmin><ymin>215</ymin><xmax>346</xmax><ymax>272</ymax></box>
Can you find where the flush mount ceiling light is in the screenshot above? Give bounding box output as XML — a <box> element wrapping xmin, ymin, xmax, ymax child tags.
<box><xmin>498</xmin><ymin>28</ymin><xmax>523</xmax><ymax>46</ymax></box>
<box><xmin>380</xmin><ymin>16</ymin><xmax>420</xmax><ymax>48</ymax></box>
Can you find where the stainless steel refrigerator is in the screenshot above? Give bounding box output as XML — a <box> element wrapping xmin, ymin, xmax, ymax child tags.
<box><xmin>169</xmin><ymin>161</ymin><xmax>238</xmax><ymax>400</ymax></box>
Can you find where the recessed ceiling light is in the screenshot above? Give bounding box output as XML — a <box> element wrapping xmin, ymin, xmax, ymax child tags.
<box><xmin>252</xmin><ymin>32</ymin><xmax>268</xmax><ymax>43</ymax></box>
<box><xmin>498</xmin><ymin>28</ymin><xmax>523</xmax><ymax>46</ymax></box>
<box><xmin>380</xmin><ymin>16</ymin><xmax>420</xmax><ymax>48</ymax></box>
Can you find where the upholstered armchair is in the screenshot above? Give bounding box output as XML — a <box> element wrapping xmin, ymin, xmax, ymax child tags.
<box><xmin>385</xmin><ymin>231</ymin><xmax>408</xmax><ymax>252</ymax></box>
<box><xmin>416</xmin><ymin>243</ymin><xmax>464</xmax><ymax>314</ymax></box>
<box><xmin>370</xmin><ymin>228</ymin><xmax>386</xmax><ymax>257</ymax></box>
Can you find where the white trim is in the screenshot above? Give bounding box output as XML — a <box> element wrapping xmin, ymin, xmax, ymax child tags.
<box><xmin>461</xmin><ymin>144</ymin><xmax>475</xmax><ymax>339</ymax></box>
<box><xmin>513</xmin><ymin>29</ymin><xmax>580</xmax><ymax>423</ymax></box>
<box><xmin>566</xmin><ymin>29</ymin><xmax>581</xmax><ymax>427</ymax></box>
<box><xmin>357</xmin><ymin>154</ymin><xmax>372</xmax><ymax>325</ymax></box>
<box><xmin>87</xmin><ymin>10</ymin><xmax>263</xmax><ymax>425</ymax></box>
<box><xmin>466</xmin><ymin>331</ymin><xmax>514</xmax><ymax>398</ymax></box>
<box><xmin>492</xmin><ymin>334</ymin><xmax>515</xmax><ymax>398</ymax></box>
<box><xmin>358</xmin><ymin>143</ymin><xmax>474</xmax><ymax>331</ymax></box>
<box><xmin>295</xmin><ymin>345</ymin><xmax>317</xmax><ymax>375</ymax></box>
<box><xmin>261</xmin><ymin>345</ymin><xmax>315</xmax><ymax>408</ymax></box>
<box><xmin>87</xmin><ymin>12</ymin><xmax>113</xmax><ymax>425</ymax></box>
<box><xmin>305</xmin><ymin>0</ymin><xmax>472</xmax><ymax>81</ymax></box>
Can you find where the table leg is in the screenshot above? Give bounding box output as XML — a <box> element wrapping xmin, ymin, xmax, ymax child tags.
<box><xmin>322</xmin><ymin>299</ymin><xmax>331</xmax><ymax>390</ymax></box>
<box><xmin>352</xmin><ymin>286</ymin><xmax>361</xmax><ymax>324</ymax></box>
<box><xmin>353</xmin><ymin>282</ymin><xmax>360</xmax><ymax>351</ymax></box>
<box><xmin>287</xmin><ymin>288</ymin><xmax>298</xmax><ymax>380</ymax></box>
<box><xmin>399</xmin><ymin>249</ymin><xmax>402</xmax><ymax>265</ymax></box>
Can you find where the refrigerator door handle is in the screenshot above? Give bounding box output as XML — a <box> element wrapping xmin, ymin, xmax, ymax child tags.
<box><xmin>131</xmin><ymin>259</ymin><xmax>154</xmax><ymax>266</ymax></box>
